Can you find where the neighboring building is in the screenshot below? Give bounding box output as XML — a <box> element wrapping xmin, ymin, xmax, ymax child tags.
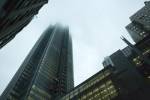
<box><xmin>133</xmin><ymin>35</ymin><xmax>150</xmax><ymax>79</ymax></box>
<box><xmin>122</xmin><ymin>35</ymin><xmax>150</xmax><ymax>80</ymax></box>
<box><xmin>130</xmin><ymin>1</ymin><xmax>150</xmax><ymax>30</ymax></box>
<box><xmin>0</xmin><ymin>0</ymin><xmax>48</xmax><ymax>48</ymax></box>
<box><xmin>102</xmin><ymin>50</ymin><xmax>150</xmax><ymax>100</ymax></box>
<box><xmin>59</xmin><ymin>67</ymin><xmax>119</xmax><ymax>100</ymax></box>
<box><xmin>126</xmin><ymin>23</ymin><xmax>148</xmax><ymax>43</ymax></box>
<box><xmin>126</xmin><ymin>1</ymin><xmax>150</xmax><ymax>43</ymax></box>
<box><xmin>125</xmin><ymin>0</ymin><xmax>150</xmax><ymax>79</ymax></box>
<box><xmin>0</xmin><ymin>25</ymin><xmax>74</xmax><ymax>100</ymax></box>
<box><xmin>60</xmin><ymin>48</ymin><xmax>150</xmax><ymax>100</ymax></box>
<box><xmin>121</xmin><ymin>46</ymin><xmax>133</xmax><ymax>57</ymax></box>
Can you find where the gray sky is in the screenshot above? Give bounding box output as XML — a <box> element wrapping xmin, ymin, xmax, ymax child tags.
<box><xmin>0</xmin><ymin>0</ymin><xmax>145</xmax><ymax>95</ymax></box>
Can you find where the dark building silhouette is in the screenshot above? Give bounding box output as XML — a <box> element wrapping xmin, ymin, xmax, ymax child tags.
<box><xmin>126</xmin><ymin>1</ymin><xmax>150</xmax><ymax>43</ymax></box>
<box><xmin>0</xmin><ymin>25</ymin><xmax>74</xmax><ymax>100</ymax></box>
<box><xmin>133</xmin><ymin>36</ymin><xmax>150</xmax><ymax>78</ymax></box>
<box><xmin>103</xmin><ymin>50</ymin><xmax>150</xmax><ymax>100</ymax></box>
<box><xmin>121</xmin><ymin>36</ymin><xmax>150</xmax><ymax>81</ymax></box>
<box><xmin>0</xmin><ymin>0</ymin><xmax>48</xmax><ymax>48</ymax></box>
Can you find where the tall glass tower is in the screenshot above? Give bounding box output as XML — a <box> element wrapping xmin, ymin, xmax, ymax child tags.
<box><xmin>0</xmin><ymin>24</ymin><xmax>74</xmax><ymax>100</ymax></box>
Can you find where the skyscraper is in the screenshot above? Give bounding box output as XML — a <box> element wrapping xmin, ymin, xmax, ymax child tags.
<box><xmin>0</xmin><ymin>25</ymin><xmax>74</xmax><ymax>100</ymax></box>
<box><xmin>0</xmin><ymin>0</ymin><xmax>48</xmax><ymax>48</ymax></box>
<box><xmin>126</xmin><ymin>1</ymin><xmax>150</xmax><ymax>43</ymax></box>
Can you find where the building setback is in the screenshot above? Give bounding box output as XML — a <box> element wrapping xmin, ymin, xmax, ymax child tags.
<box><xmin>0</xmin><ymin>0</ymin><xmax>48</xmax><ymax>48</ymax></box>
<box><xmin>126</xmin><ymin>1</ymin><xmax>150</xmax><ymax>43</ymax></box>
<box><xmin>126</xmin><ymin>22</ymin><xmax>148</xmax><ymax>43</ymax></box>
<box><xmin>0</xmin><ymin>25</ymin><xmax>74</xmax><ymax>100</ymax></box>
<box><xmin>130</xmin><ymin>1</ymin><xmax>150</xmax><ymax>29</ymax></box>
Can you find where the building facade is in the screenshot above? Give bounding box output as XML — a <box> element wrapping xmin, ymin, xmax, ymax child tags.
<box><xmin>60</xmin><ymin>48</ymin><xmax>150</xmax><ymax>100</ymax></box>
<box><xmin>121</xmin><ymin>35</ymin><xmax>150</xmax><ymax>81</ymax></box>
<box><xmin>0</xmin><ymin>25</ymin><xmax>74</xmax><ymax>100</ymax></box>
<box><xmin>133</xmin><ymin>36</ymin><xmax>150</xmax><ymax>79</ymax></box>
<box><xmin>125</xmin><ymin>0</ymin><xmax>150</xmax><ymax>80</ymax></box>
<box><xmin>126</xmin><ymin>1</ymin><xmax>150</xmax><ymax>43</ymax></box>
<box><xmin>126</xmin><ymin>22</ymin><xmax>148</xmax><ymax>43</ymax></box>
<box><xmin>103</xmin><ymin>50</ymin><xmax>150</xmax><ymax>100</ymax></box>
<box><xmin>60</xmin><ymin>67</ymin><xmax>119</xmax><ymax>100</ymax></box>
<box><xmin>0</xmin><ymin>0</ymin><xmax>48</xmax><ymax>48</ymax></box>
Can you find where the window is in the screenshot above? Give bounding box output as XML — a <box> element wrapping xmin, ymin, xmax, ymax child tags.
<box><xmin>30</xmin><ymin>85</ymin><xmax>51</xmax><ymax>99</ymax></box>
<box><xmin>104</xmin><ymin>70</ymin><xmax>111</xmax><ymax>77</ymax></box>
<box><xmin>133</xmin><ymin>57</ymin><xmax>143</xmax><ymax>66</ymax></box>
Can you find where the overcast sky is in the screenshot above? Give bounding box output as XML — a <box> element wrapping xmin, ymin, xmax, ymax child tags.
<box><xmin>0</xmin><ymin>0</ymin><xmax>146</xmax><ymax>95</ymax></box>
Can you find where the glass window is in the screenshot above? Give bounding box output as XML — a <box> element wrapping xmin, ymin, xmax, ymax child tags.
<box><xmin>133</xmin><ymin>57</ymin><xmax>143</xmax><ymax>66</ymax></box>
